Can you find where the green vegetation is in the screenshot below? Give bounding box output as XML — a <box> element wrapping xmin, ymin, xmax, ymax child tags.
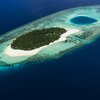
<box><xmin>11</xmin><ymin>27</ymin><xmax>66</xmax><ymax>50</ymax></box>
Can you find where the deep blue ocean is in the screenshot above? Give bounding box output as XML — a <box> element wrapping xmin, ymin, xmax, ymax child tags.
<box><xmin>0</xmin><ymin>0</ymin><xmax>100</xmax><ymax>100</ymax></box>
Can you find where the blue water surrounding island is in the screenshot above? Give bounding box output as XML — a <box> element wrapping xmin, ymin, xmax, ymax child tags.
<box><xmin>0</xmin><ymin>0</ymin><xmax>100</xmax><ymax>100</ymax></box>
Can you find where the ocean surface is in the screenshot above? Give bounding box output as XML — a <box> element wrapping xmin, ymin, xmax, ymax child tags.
<box><xmin>0</xmin><ymin>0</ymin><xmax>100</xmax><ymax>100</ymax></box>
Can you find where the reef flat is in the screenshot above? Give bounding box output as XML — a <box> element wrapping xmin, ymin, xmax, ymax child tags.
<box><xmin>0</xmin><ymin>5</ymin><xmax>100</xmax><ymax>66</ymax></box>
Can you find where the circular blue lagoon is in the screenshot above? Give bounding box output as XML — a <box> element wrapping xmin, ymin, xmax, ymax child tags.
<box><xmin>70</xmin><ymin>16</ymin><xmax>97</xmax><ymax>25</ymax></box>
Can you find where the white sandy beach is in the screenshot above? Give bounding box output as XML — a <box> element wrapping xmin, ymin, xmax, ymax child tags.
<box><xmin>5</xmin><ymin>29</ymin><xmax>79</xmax><ymax>57</ymax></box>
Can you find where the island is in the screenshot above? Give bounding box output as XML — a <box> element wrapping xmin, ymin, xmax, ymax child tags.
<box><xmin>5</xmin><ymin>28</ymin><xmax>79</xmax><ymax>57</ymax></box>
<box><xmin>0</xmin><ymin>5</ymin><xmax>99</xmax><ymax>66</ymax></box>
<box><xmin>11</xmin><ymin>27</ymin><xmax>66</xmax><ymax>50</ymax></box>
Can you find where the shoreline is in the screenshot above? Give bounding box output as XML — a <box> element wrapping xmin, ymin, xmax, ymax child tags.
<box><xmin>5</xmin><ymin>29</ymin><xmax>79</xmax><ymax>57</ymax></box>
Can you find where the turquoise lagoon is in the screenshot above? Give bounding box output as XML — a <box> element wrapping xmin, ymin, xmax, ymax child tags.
<box><xmin>0</xmin><ymin>5</ymin><xmax>100</xmax><ymax>67</ymax></box>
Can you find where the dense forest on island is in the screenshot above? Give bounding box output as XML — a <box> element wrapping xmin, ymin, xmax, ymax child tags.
<box><xmin>11</xmin><ymin>27</ymin><xmax>66</xmax><ymax>50</ymax></box>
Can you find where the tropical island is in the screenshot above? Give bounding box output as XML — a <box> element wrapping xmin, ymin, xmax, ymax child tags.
<box><xmin>5</xmin><ymin>27</ymin><xmax>79</xmax><ymax>57</ymax></box>
<box><xmin>11</xmin><ymin>27</ymin><xmax>66</xmax><ymax>50</ymax></box>
<box><xmin>0</xmin><ymin>5</ymin><xmax>99</xmax><ymax>66</ymax></box>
